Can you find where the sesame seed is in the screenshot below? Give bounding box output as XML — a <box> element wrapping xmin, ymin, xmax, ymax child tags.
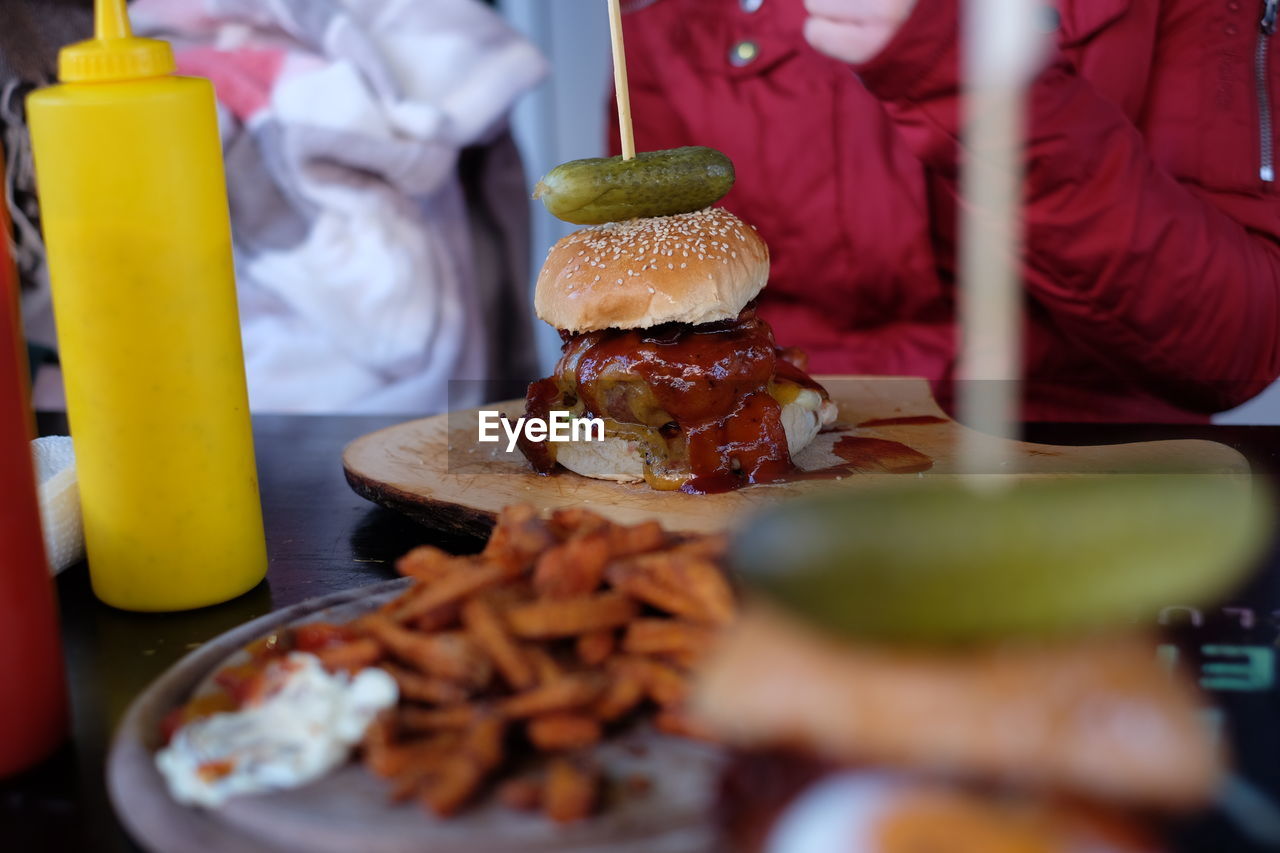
<box><xmin>547</xmin><ymin>209</ymin><xmax>750</xmax><ymax>282</ymax></box>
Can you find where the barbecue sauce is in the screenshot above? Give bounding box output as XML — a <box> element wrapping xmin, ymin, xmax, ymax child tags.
<box><xmin>517</xmin><ymin>378</ymin><xmax>560</xmax><ymax>473</ymax></box>
<box><xmin>832</xmin><ymin>436</ymin><xmax>933</xmax><ymax>473</ymax></box>
<box><xmin>856</xmin><ymin>415</ymin><xmax>946</xmax><ymax>428</ymax></box>
<box><xmin>520</xmin><ymin>308</ymin><xmax>818</xmax><ymax>493</ymax></box>
<box><xmin>768</xmin><ymin>436</ymin><xmax>934</xmax><ymax>484</ymax></box>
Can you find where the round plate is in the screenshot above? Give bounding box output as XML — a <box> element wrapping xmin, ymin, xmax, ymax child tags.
<box><xmin>108</xmin><ymin>579</ymin><xmax>724</xmax><ymax>853</ymax></box>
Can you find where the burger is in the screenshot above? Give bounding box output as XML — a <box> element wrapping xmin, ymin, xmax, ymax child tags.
<box><xmin>692</xmin><ymin>604</ymin><xmax>1223</xmax><ymax>852</ymax></box>
<box><xmin>518</xmin><ymin>207</ymin><xmax>837</xmax><ymax>493</ymax></box>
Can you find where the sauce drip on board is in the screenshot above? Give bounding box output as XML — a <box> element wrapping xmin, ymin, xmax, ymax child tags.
<box><xmin>519</xmin><ymin>307</ymin><xmax>820</xmax><ymax>493</ymax></box>
<box><xmin>832</xmin><ymin>437</ymin><xmax>933</xmax><ymax>474</ymax></box>
<box><xmin>856</xmin><ymin>415</ymin><xmax>947</xmax><ymax>428</ymax></box>
<box><xmin>769</xmin><ymin>436</ymin><xmax>934</xmax><ymax>484</ymax></box>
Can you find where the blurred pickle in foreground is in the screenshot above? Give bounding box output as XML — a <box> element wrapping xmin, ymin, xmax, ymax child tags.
<box><xmin>730</xmin><ymin>474</ymin><xmax>1270</xmax><ymax>644</ymax></box>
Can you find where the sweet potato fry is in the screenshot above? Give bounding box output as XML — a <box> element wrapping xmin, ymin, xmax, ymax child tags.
<box><xmin>420</xmin><ymin>716</ymin><xmax>506</xmax><ymax>816</ymax></box>
<box><xmin>382</xmin><ymin>664</ymin><xmax>470</xmax><ymax>706</ymax></box>
<box><xmin>360</xmin><ymin>711</ymin><xmax>401</xmax><ymax>778</ymax></box>
<box><xmin>378</xmin><ymin>737</ymin><xmax>458</xmax><ymax>790</ymax></box>
<box><xmin>395</xmin><ymin>546</ymin><xmax>462</xmax><ymax>584</ymax></box>
<box><xmin>607</xmin><ymin>554</ymin><xmax>735</xmax><ymax>625</ymax></box>
<box><xmin>527</xmin><ymin>646</ymin><xmax>565</xmax><ymax>685</ymax></box>
<box><xmin>399</xmin><ymin>705</ymin><xmax>480</xmax><ymax>732</ymax></box>
<box><xmin>576</xmin><ymin>630</ymin><xmax>615</xmax><ymax>667</ymax></box>
<box><xmin>422</xmin><ymin>755</ymin><xmax>487</xmax><ymax>817</ymax></box>
<box><xmin>603</xmin><ymin>520</ymin><xmax>669</xmax><ymax>558</ymax></box>
<box><xmin>527</xmin><ymin>713</ymin><xmax>602</xmax><ymax>751</ymax></box>
<box><xmin>364</xmin><ymin>618</ymin><xmax>492</xmax><ymax>688</ymax></box>
<box><xmin>544</xmin><ymin>757</ymin><xmax>598</xmax><ymax>823</ymax></box>
<box><xmin>483</xmin><ymin>505</ymin><xmax>556</xmax><ymax>575</ymax></box>
<box><xmin>505</xmin><ymin>593</ymin><xmax>638</xmax><ymax>639</ymax></box>
<box><xmin>634</xmin><ymin>658</ymin><xmax>688</xmax><ymax>707</ymax></box>
<box><xmin>662</xmin><ymin>649</ymin><xmax>705</xmax><ymax>670</ymax></box>
<box><xmin>461</xmin><ymin>714</ymin><xmax>507</xmax><ymax>771</ymax></box>
<box><xmin>500</xmin><ymin>675</ymin><xmax>604</xmax><ymax>719</ymax></box>
<box><xmin>622</xmin><ymin>619</ymin><xmax>713</xmax><ymax>661</ymax></box>
<box><xmin>533</xmin><ymin>534</ymin><xmax>610</xmax><ymax>599</ymax></box>
<box><xmin>479</xmin><ymin>582</ymin><xmax>535</xmax><ymax>610</ymax></box>
<box><xmin>393</xmin><ymin>563</ymin><xmax>505</xmax><ymax>623</ymax></box>
<box><xmin>390</xmin><ymin>761</ymin><xmax>445</xmax><ymax>801</ymax></box>
<box><xmin>670</xmin><ymin>555</ymin><xmax>736</xmax><ymax>626</ymax></box>
<box><xmin>594</xmin><ymin>661</ymin><xmax>647</xmax><ymax>722</ymax></box>
<box><xmin>548</xmin><ymin>507</ymin><xmax>611</xmax><ymax>540</ymax></box>
<box><xmin>409</xmin><ymin>602</ymin><xmax>461</xmax><ymax>635</ymax></box>
<box><xmin>669</xmin><ymin>532</ymin><xmax>730</xmax><ymax>562</ymax></box>
<box><xmin>461</xmin><ymin>597</ymin><xmax>535</xmax><ymax>690</ymax></box>
<box><xmin>314</xmin><ymin>637</ymin><xmax>383</xmax><ymax>673</ymax></box>
<box><xmin>605</xmin><ymin>559</ymin><xmax>704</xmax><ymax>621</ymax></box>
<box><xmin>498</xmin><ymin>777</ymin><xmax>543</xmax><ymax>811</ymax></box>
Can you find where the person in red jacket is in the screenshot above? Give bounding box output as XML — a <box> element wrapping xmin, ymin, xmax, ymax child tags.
<box><xmin>613</xmin><ymin>0</ymin><xmax>1280</xmax><ymax>421</ymax></box>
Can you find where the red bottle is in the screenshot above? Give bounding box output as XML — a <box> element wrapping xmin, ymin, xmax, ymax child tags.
<box><xmin>0</xmin><ymin>151</ymin><xmax>68</xmax><ymax>776</ymax></box>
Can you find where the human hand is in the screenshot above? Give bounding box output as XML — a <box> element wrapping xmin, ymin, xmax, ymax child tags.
<box><xmin>802</xmin><ymin>0</ymin><xmax>919</xmax><ymax>65</ymax></box>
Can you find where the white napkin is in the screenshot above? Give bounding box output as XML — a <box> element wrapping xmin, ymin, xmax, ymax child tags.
<box><xmin>31</xmin><ymin>436</ymin><xmax>83</xmax><ymax>574</ymax></box>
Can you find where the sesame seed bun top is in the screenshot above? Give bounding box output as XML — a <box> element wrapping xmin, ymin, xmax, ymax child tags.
<box><xmin>534</xmin><ymin>207</ymin><xmax>769</xmax><ymax>332</ymax></box>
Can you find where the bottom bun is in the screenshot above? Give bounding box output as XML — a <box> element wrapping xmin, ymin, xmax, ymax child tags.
<box><xmin>691</xmin><ymin>605</ymin><xmax>1221</xmax><ymax>811</ymax></box>
<box><xmin>555</xmin><ymin>392</ymin><xmax>838</xmax><ymax>486</ymax></box>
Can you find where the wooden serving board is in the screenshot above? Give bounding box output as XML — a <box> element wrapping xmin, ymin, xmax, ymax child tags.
<box><xmin>108</xmin><ymin>580</ymin><xmax>724</xmax><ymax>853</ymax></box>
<box><xmin>343</xmin><ymin>376</ymin><xmax>1249</xmax><ymax>537</ymax></box>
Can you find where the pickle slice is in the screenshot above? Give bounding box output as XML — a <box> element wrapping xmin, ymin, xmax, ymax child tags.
<box><xmin>534</xmin><ymin>147</ymin><xmax>735</xmax><ymax>225</ymax></box>
<box><xmin>730</xmin><ymin>475</ymin><xmax>1269</xmax><ymax>644</ymax></box>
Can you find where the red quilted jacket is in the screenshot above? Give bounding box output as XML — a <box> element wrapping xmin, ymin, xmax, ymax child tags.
<box><xmin>611</xmin><ymin>0</ymin><xmax>1280</xmax><ymax>421</ymax></box>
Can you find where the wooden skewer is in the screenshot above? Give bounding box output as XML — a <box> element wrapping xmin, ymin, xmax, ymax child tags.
<box><xmin>607</xmin><ymin>0</ymin><xmax>636</xmax><ymax>160</ymax></box>
<box><xmin>957</xmin><ymin>0</ymin><xmax>1041</xmax><ymax>482</ymax></box>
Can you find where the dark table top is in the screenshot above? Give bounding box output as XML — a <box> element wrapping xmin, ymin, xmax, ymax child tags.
<box><xmin>3</xmin><ymin>414</ymin><xmax>1280</xmax><ymax>852</ymax></box>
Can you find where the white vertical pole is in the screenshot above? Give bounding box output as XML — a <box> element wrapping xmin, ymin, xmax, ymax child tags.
<box><xmin>957</xmin><ymin>0</ymin><xmax>1043</xmax><ymax>480</ymax></box>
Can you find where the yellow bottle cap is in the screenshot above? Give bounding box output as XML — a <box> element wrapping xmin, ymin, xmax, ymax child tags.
<box><xmin>58</xmin><ymin>0</ymin><xmax>176</xmax><ymax>83</ymax></box>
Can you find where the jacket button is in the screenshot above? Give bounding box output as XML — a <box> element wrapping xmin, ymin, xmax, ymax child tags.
<box><xmin>729</xmin><ymin>40</ymin><xmax>760</xmax><ymax>66</ymax></box>
<box><xmin>740</xmin><ymin>0</ymin><xmax>764</xmax><ymax>12</ymax></box>
<box><xmin>1226</xmin><ymin>22</ymin><xmax>1239</xmax><ymax>35</ymax></box>
<box><xmin>1228</xmin><ymin>1</ymin><xmax>1241</xmax><ymax>10</ymax></box>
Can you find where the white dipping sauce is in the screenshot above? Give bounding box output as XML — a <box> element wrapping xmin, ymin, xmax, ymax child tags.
<box><xmin>156</xmin><ymin>652</ymin><xmax>398</xmax><ymax>807</ymax></box>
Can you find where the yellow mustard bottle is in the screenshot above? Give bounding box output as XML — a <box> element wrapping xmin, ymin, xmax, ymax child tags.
<box><xmin>27</xmin><ymin>0</ymin><xmax>267</xmax><ymax>611</ymax></box>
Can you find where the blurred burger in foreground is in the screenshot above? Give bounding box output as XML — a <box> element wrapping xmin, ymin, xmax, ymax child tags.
<box><xmin>688</xmin><ymin>476</ymin><xmax>1270</xmax><ymax>852</ymax></box>
<box><xmin>518</xmin><ymin>207</ymin><xmax>836</xmax><ymax>493</ymax></box>
<box><xmin>695</xmin><ymin>606</ymin><xmax>1215</xmax><ymax>852</ymax></box>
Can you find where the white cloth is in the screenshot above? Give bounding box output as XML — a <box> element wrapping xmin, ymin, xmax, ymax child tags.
<box><xmin>31</xmin><ymin>436</ymin><xmax>82</xmax><ymax>574</ymax></box>
<box><xmin>133</xmin><ymin>0</ymin><xmax>548</xmax><ymax>414</ymax></box>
